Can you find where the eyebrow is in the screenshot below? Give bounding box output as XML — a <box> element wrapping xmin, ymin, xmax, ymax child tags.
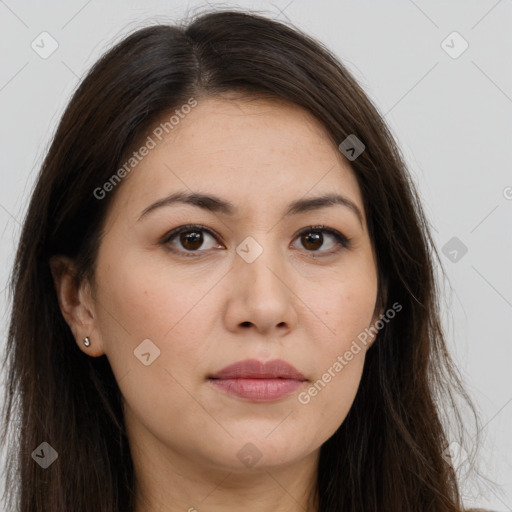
<box><xmin>137</xmin><ymin>191</ymin><xmax>363</xmax><ymax>226</ymax></box>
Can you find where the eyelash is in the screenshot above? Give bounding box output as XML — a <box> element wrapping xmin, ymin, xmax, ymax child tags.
<box><xmin>159</xmin><ymin>224</ymin><xmax>351</xmax><ymax>259</ymax></box>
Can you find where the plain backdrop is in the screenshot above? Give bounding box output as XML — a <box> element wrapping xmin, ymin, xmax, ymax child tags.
<box><xmin>0</xmin><ymin>0</ymin><xmax>511</xmax><ymax>510</ymax></box>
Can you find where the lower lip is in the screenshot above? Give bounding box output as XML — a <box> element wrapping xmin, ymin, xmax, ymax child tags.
<box><xmin>208</xmin><ymin>378</ymin><xmax>304</xmax><ymax>401</ymax></box>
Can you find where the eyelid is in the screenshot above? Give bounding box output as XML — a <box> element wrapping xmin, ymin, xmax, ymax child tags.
<box><xmin>159</xmin><ymin>224</ymin><xmax>222</xmax><ymax>257</ymax></box>
<box><xmin>160</xmin><ymin>224</ymin><xmax>351</xmax><ymax>257</ymax></box>
<box><xmin>292</xmin><ymin>225</ymin><xmax>350</xmax><ymax>248</ymax></box>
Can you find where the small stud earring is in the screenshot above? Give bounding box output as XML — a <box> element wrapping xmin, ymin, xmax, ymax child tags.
<box><xmin>82</xmin><ymin>337</ymin><xmax>91</xmax><ymax>347</ymax></box>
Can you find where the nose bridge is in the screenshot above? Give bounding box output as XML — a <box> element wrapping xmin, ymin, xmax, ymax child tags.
<box><xmin>228</xmin><ymin>231</ymin><xmax>297</xmax><ymax>332</ymax></box>
<box><xmin>236</xmin><ymin>232</ymin><xmax>288</xmax><ymax>296</ymax></box>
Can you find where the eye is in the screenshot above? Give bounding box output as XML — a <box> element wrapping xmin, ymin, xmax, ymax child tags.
<box><xmin>160</xmin><ymin>224</ymin><xmax>350</xmax><ymax>258</ymax></box>
<box><xmin>291</xmin><ymin>225</ymin><xmax>349</xmax><ymax>256</ymax></box>
<box><xmin>160</xmin><ymin>224</ymin><xmax>223</xmax><ymax>257</ymax></box>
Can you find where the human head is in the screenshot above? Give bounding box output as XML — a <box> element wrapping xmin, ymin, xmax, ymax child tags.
<box><xmin>1</xmin><ymin>9</ymin><xmax>477</xmax><ymax>512</ymax></box>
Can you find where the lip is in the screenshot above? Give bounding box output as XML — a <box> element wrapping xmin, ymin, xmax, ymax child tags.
<box><xmin>209</xmin><ymin>358</ymin><xmax>306</xmax><ymax>380</ymax></box>
<box><xmin>208</xmin><ymin>359</ymin><xmax>307</xmax><ymax>402</ymax></box>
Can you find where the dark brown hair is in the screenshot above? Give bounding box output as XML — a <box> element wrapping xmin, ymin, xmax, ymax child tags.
<box><xmin>1</xmin><ymin>8</ymin><xmax>481</xmax><ymax>511</ymax></box>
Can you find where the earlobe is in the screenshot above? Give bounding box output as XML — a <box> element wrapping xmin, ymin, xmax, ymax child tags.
<box><xmin>49</xmin><ymin>255</ymin><xmax>104</xmax><ymax>357</ymax></box>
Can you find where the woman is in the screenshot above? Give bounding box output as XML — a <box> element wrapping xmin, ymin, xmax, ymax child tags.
<box><xmin>1</xmin><ymin>8</ymin><xmax>491</xmax><ymax>512</ymax></box>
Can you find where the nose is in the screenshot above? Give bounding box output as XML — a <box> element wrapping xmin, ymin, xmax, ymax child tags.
<box><xmin>222</xmin><ymin>241</ymin><xmax>299</xmax><ymax>336</ymax></box>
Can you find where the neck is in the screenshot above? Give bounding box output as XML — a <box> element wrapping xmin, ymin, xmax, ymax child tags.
<box><xmin>132</xmin><ymin>442</ymin><xmax>320</xmax><ymax>512</ymax></box>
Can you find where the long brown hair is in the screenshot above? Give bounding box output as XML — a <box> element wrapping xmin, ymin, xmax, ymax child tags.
<box><xmin>1</xmin><ymin>8</ymin><xmax>481</xmax><ymax>511</ymax></box>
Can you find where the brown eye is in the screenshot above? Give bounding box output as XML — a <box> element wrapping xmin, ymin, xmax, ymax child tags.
<box><xmin>162</xmin><ymin>224</ymin><xmax>349</xmax><ymax>259</ymax></box>
<box><xmin>161</xmin><ymin>225</ymin><xmax>223</xmax><ymax>256</ymax></box>
<box><xmin>301</xmin><ymin>231</ymin><xmax>323</xmax><ymax>251</ymax></box>
<box><xmin>179</xmin><ymin>230</ymin><xmax>204</xmax><ymax>251</ymax></box>
<box><xmin>292</xmin><ymin>226</ymin><xmax>349</xmax><ymax>256</ymax></box>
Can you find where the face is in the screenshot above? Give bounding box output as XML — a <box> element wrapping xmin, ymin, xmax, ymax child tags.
<box><xmin>69</xmin><ymin>95</ymin><xmax>381</xmax><ymax>480</ymax></box>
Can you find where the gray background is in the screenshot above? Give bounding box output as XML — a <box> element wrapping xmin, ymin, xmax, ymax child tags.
<box><xmin>0</xmin><ymin>0</ymin><xmax>511</xmax><ymax>510</ymax></box>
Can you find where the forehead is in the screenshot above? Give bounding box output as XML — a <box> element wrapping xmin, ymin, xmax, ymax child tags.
<box><xmin>106</xmin><ymin>95</ymin><xmax>364</xmax><ymax>222</ymax></box>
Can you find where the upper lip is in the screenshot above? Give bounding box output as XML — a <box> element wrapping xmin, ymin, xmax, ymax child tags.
<box><xmin>209</xmin><ymin>358</ymin><xmax>307</xmax><ymax>380</ymax></box>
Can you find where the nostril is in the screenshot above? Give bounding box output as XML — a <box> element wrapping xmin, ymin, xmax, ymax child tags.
<box><xmin>241</xmin><ymin>321</ymin><xmax>251</xmax><ymax>327</ymax></box>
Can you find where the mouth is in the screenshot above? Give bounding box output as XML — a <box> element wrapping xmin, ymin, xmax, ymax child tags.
<box><xmin>208</xmin><ymin>358</ymin><xmax>307</xmax><ymax>402</ymax></box>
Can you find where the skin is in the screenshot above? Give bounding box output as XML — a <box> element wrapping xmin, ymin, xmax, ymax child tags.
<box><xmin>51</xmin><ymin>94</ymin><xmax>383</xmax><ymax>512</ymax></box>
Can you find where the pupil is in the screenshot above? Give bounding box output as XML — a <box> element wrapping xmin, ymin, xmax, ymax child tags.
<box><xmin>181</xmin><ymin>231</ymin><xmax>203</xmax><ymax>250</ymax></box>
<box><xmin>303</xmin><ymin>231</ymin><xmax>322</xmax><ymax>250</ymax></box>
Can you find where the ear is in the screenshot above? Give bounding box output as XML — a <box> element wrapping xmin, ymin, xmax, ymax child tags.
<box><xmin>49</xmin><ymin>255</ymin><xmax>106</xmax><ymax>357</ymax></box>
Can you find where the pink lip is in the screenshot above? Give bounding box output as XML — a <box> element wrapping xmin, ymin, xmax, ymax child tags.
<box><xmin>208</xmin><ymin>359</ymin><xmax>307</xmax><ymax>402</ymax></box>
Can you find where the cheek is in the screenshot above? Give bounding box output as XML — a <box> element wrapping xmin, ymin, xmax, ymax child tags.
<box><xmin>295</xmin><ymin>351</ymin><xmax>365</xmax><ymax>449</ymax></box>
<box><xmin>95</xmin><ymin>242</ymin><xmax>215</xmax><ymax>341</ymax></box>
<box><xmin>295</xmin><ymin>258</ymin><xmax>377</xmax><ymax>426</ymax></box>
<box><xmin>331</xmin><ymin>287</ymin><xmax>376</xmax><ymax>342</ymax></box>
<box><xmin>306</xmin><ymin>284</ymin><xmax>374</xmax><ymax>387</ymax></box>
<box><xmin>295</xmin><ymin>286</ymin><xmax>374</xmax><ymax>441</ymax></box>
<box><xmin>93</xmin><ymin>250</ymin><xmax>214</xmax><ymax>433</ymax></box>
<box><xmin>306</xmin><ymin>262</ymin><xmax>378</xmax><ymax>351</ymax></box>
<box><xmin>291</xmin><ymin>238</ymin><xmax>378</xmax><ymax>337</ymax></box>
<box><xmin>93</xmin><ymin>243</ymin><xmax>232</xmax><ymax>417</ymax></box>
